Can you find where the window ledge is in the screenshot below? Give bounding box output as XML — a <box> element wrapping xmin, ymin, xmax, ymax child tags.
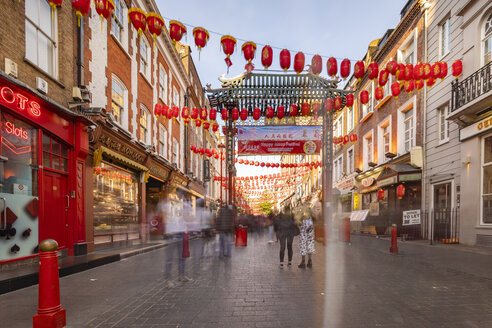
<box><xmin>139</xmin><ymin>71</ymin><xmax>152</xmax><ymax>88</ymax></box>
<box><xmin>475</xmin><ymin>225</ymin><xmax>492</xmax><ymax>229</ymax></box>
<box><xmin>375</xmin><ymin>95</ymin><xmax>391</xmax><ymax>109</ymax></box>
<box><xmin>360</xmin><ymin>111</ymin><xmax>374</xmax><ymax>123</ymax></box>
<box><xmin>110</xmin><ymin>34</ymin><xmax>131</xmax><ymax>60</ymax></box>
<box><xmin>23</xmin><ymin>57</ymin><xmax>65</xmax><ymax>89</ymax></box>
<box><xmin>437</xmin><ymin>138</ymin><xmax>450</xmax><ymax>147</ymax></box>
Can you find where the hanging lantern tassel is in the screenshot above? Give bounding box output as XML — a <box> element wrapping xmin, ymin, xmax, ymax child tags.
<box><xmin>48</xmin><ymin>0</ymin><xmax>63</xmax><ymax>19</ymax></box>
<box><xmin>72</xmin><ymin>0</ymin><xmax>91</xmax><ymax>27</ymax></box>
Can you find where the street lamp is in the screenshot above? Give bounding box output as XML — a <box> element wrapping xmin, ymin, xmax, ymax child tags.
<box><xmin>218</xmin><ymin>143</ymin><xmax>226</xmax><ymax>206</ymax></box>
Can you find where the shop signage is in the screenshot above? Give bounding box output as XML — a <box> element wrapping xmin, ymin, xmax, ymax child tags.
<box><xmin>402</xmin><ymin>210</ymin><xmax>421</xmax><ymax>226</ymax></box>
<box><xmin>3</xmin><ymin>121</ymin><xmax>29</xmax><ymax>140</ymax></box>
<box><xmin>399</xmin><ymin>173</ymin><xmax>421</xmax><ymax>182</ymax></box>
<box><xmin>148</xmin><ymin>163</ymin><xmax>170</xmax><ymax>181</ymax></box>
<box><xmin>369</xmin><ymin>202</ymin><xmax>379</xmax><ymax>216</ymax></box>
<box><xmin>361</xmin><ymin>177</ymin><xmax>375</xmax><ymax>187</ymax></box>
<box><xmin>171</xmin><ymin>173</ymin><xmax>187</xmax><ymax>187</ymax></box>
<box><xmin>353</xmin><ymin>193</ymin><xmax>359</xmax><ymax>210</ymax></box>
<box><xmin>0</xmin><ymin>86</ymin><xmax>42</xmax><ymax>118</ymax></box>
<box><xmin>99</xmin><ymin>135</ymin><xmax>145</xmax><ymax>163</ymax></box>
<box><xmin>226</xmin><ymin>126</ymin><xmax>234</xmax><ymax>168</ymax></box>
<box><xmin>377</xmin><ymin>176</ymin><xmax>397</xmax><ymax>188</ymax></box>
<box><xmin>203</xmin><ymin>159</ymin><xmax>210</xmax><ymax>181</ymax></box>
<box><xmin>460</xmin><ymin>115</ymin><xmax>492</xmax><ymax>141</ymax></box>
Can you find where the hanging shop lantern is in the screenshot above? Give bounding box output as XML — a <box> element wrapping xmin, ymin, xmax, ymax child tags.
<box><xmin>426</xmin><ymin>76</ymin><xmax>436</xmax><ymax>88</ymax></box>
<box><xmin>212</xmin><ymin>122</ymin><xmax>219</xmax><ymax>132</ymax></box>
<box><xmin>405</xmin><ymin>64</ymin><xmax>414</xmax><ymax>80</ymax></box>
<box><xmin>183</xmin><ymin>117</ymin><xmax>191</xmax><ymax>125</ymax></box>
<box><xmin>253</xmin><ymin>107</ymin><xmax>261</xmax><ymax>120</ymax></box>
<box><xmin>203</xmin><ymin>121</ymin><xmax>211</xmax><ymax>131</ymax></box>
<box><xmin>280</xmin><ymin>49</ymin><xmax>291</xmax><ymax>71</ymax></box>
<box><xmin>261</xmin><ymin>45</ymin><xmax>273</xmax><ymax>69</ymax></box>
<box><xmin>195</xmin><ymin>119</ymin><xmax>202</xmax><ymax>128</ymax></box>
<box><xmin>209</xmin><ymin>108</ymin><xmax>217</xmax><ymax>121</ymax></box>
<box><xmin>367</xmin><ymin>62</ymin><xmax>379</xmax><ymax>80</ymax></box>
<box><xmin>375</xmin><ymin>86</ymin><xmax>384</xmax><ymax>101</ymax></box>
<box><xmin>439</xmin><ymin>62</ymin><xmax>448</xmax><ymax>80</ymax></box>
<box><xmin>200</xmin><ymin>108</ymin><xmax>208</xmax><ymax>121</ymax></box>
<box><xmin>266</xmin><ymin>106</ymin><xmax>275</xmax><ymax>119</ymax></box>
<box><xmin>242</xmin><ymin>41</ymin><xmax>257</xmax><ymax>63</ymax></box>
<box><xmin>378</xmin><ymin>69</ymin><xmax>389</xmax><ymax>87</ymax></box>
<box><xmin>214</xmin><ymin>153</ymin><xmax>219</xmax><ymax>159</ymax></box>
<box><xmin>221</xmin><ymin>108</ymin><xmax>229</xmax><ymax>121</ymax></box>
<box><xmin>166</xmin><ymin>107</ymin><xmax>173</xmax><ymax>120</ymax></box>
<box><xmin>386</xmin><ymin>60</ymin><xmax>398</xmax><ymax>75</ymax></box>
<box><xmin>289</xmin><ymin>104</ymin><xmax>298</xmax><ymax>117</ymax></box>
<box><xmin>391</xmin><ymin>82</ymin><xmax>401</xmax><ymax>98</ymax></box>
<box><xmin>423</xmin><ymin>62</ymin><xmax>432</xmax><ymax>80</ymax></box>
<box><xmin>193</xmin><ymin>27</ymin><xmax>209</xmax><ymax>54</ymax></box>
<box><xmin>345</xmin><ymin>94</ymin><xmax>354</xmax><ymax>108</ymax></box>
<box><xmin>377</xmin><ymin>189</ymin><xmax>385</xmax><ymax>201</ymax></box>
<box><xmin>94</xmin><ymin>0</ymin><xmax>115</xmax><ymax>26</ymax></box>
<box><xmin>327</xmin><ymin>57</ymin><xmax>338</xmax><ymax>77</ymax></box>
<box><xmin>222</xmin><ymin>126</ymin><xmax>227</xmax><ymax>135</ymax></box>
<box><xmin>72</xmin><ymin>0</ymin><xmax>91</xmax><ymax>26</ymax></box>
<box><xmin>231</xmin><ymin>108</ymin><xmax>239</xmax><ymax>121</ymax></box>
<box><xmin>128</xmin><ymin>7</ymin><xmax>147</xmax><ymax>37</ymax></box>
<box><xmin>146</xmin><ymin>12</ymin><xmax>164</xmax><ymax>42</ymax></box>
<box><xmin>294</xmin><ymin>52</ymin><xmax>305</xmax><ymax>74</ymax></box>
<box><xmin>431</xmin><ymin>62</ymin><xmax>441</xmax><ymax>80</ymax></box>
<box><xmin>360</xmin><ymin>90</ymin><xmax>369</xmax><ymax>105</ymax></box>
<box><xmin>255</xmin><ymin>162</ymin><xmax>260</xmax><ymax>167</ymax></box>
<box><xmin>169</xmin><ymin>20</ymin><xmax>187</xmax><ymax>47</ymax></box>
<box><xmin>340</xmin><ymin>58</ymin><xmax>351</xmax><ymax>79</ymax></box>
<box><xmin>334</xmin><ymin>97</ymin><xmax>343</xmax><ymax>111</ymax></box>
<box><xmin>452</xmin><ymin>60</ymin><xmax>462</xmax><ymax>79</ymax></box>
<box><xmin>172</xmin><ymin>106</ymin><xmax>179</xmax><ymax>119</ymax></box>
<box><xmin>415</xmin><ymin>79</ymin><xmax>425</xmax><ymax>92</ymax></box>
<box><xmin>413</xmin><ymin>62</ymin><xmax>423</xmax><ymax>80</ymax></box>
<box><xmin>311</xmin><ymin>54</ymin><xmax>322</xmax><ymax>76</ymax></box>
<box><xmin>277</xmin><ymin>106</ymin><xmax>285</xmax><ymax>119</ymax></box>
<box><xmin>190</xmin><ymin>107</ymin><xmax>199</xmax><ymax>120</ymax></box>
<box><xmin>181</xmin><ymin>107</ymin><xmax>190</xmax><ymax>120</ymax></box>
<box><xmin>260</xmin><ymin>162</ymin><xmax>265</xmax><ymax>167</ymax></box>
<box><xmin>301</xmin><ymin>103</ymin><xmax>310</xmax><ymax>116</ymax></box>
<box><xmin>240</xmin><ymin>108</ymin><xmax>248</xmax><ymax>121</ymax></box>
<box><xmin>396</xmin><ymin>63</ymin><xmax>406</xmax><ymax>81</ymax></box>
<box><xmin>404</xmin><ymin>80</ymin><xmax>415</xmax><ymax>94</ymax></box>
<box><xmin>220</xmin><ymin>35</ymin><xmax>237</xmax><ymax>71</ymax></box>
<box><xmin>396</xmin><ymin>184</ymin><xmax>405</xmax><ymax>199</ymax></box>
<box><xmin>354</xmin><ymin>61</ymin><xmax>365</xmax><ymax>80</ymax></box>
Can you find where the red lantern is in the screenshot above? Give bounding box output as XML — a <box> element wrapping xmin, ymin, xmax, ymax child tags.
<box><xmin>161</xmin><ymin>104</ymin><xmax>169</xmax><ymax>118</ymax></box>
<box><xmin>209</xmin><ymin>108</ymin><xmax>217</xmax><ymax>121</ymax></box>
<box><xmin>255</xmin><ymin>162</ymin><xmax>259</xmax><ymax>167</ymax></box>
<box><xmin>452</xmin><ymin>60</ymin><xmax>462</xmax><ymax>79</ymax></box>
<box><xmin>360</xmin><ymin>90</ymin><xmax>369</xmax><ymax>105</ymax></box>
<box><xmin>396</xmin><ymin>184</ymin><xmax>405</xmax><ymax>199</ymax></box>
<box><xmin>386</xmin><ymin>60</ymin><xmax>398</xmax><ymax>75</ymax></box>
<box><xmin>203</xmin><ymin>121</ymin><xmax>211</xmax><ymax>131</ymax></box>
<box><xmin>289</xmin><ymin>104</ymin><xmax>298</xmax><ymax>117</ymax></box>
<box><xmin>415</xmin><ymin>79</ymin><xmax>424</xmax><ymax>92</ymax></box>
<box><xmin>311</xmin><ymin>55</ymin><xmax>322</xmax><ymax>76</ymax></box>
<box><xmin>404</xmin><ymin>80</ymin><xmax>415</xmax><ymax>94</ymax></box>
<box><xmin>354</xmin><ymin>61</ymin><xmax>365</xmax><ymax>80</ymax></box>
<box><xmin>241</xmin><ymin>41</ymin><xmax>257</xmax><ymax>62</ymax></box>
<box><xmin>261</xmin><ymin>45</ymin><xmax>273</xmax><ymax>69</ymax></box>
<box><xmin>413</xmin><ymin>62</ymin><xmax>423</xmax><ymax>80</ymax></box>
<box><xmin>172</xmin><ymin>106</ymin><xmax>179</xmax><ymax>119</ymax></box>
<box><xmin>253</xmin><ymin>107</ymin><xmax>261</xmax><ymax>120</ymax></box>
<box><xmin>240</xmin><ymin>108</ymin><xmax>248</xmax><ymax>121</ymax></box>
<box><xmin>375</xmin><ymin>86</ymin><xmax>384</xmax><ymax>101</ymax></box>
<box><xmin>72</xmin><ymin>0</ymin><xmax>91</xmax><ymax>26</ymax></box>
<box><xmin>231</xmin><ymin>108</ymin><xmax>239</xmax><ymax>121</ymax></box>
<box><xmin>169</xmin><ymin>20</ymin><xmax>187</xmax><ymax>47</ymax></box>
<box><xmin>128</xmin><ymin>7</ymin><xmax>146</xmax><ymax>37</ymax></box>
<box><xmin>378</xmin><ymin>69</ymin><xmax>389</xmax><ymax>87</ymax></box>
<box><xmin>391</xmin><ymin>82</ymin><xmax>401</xmax><ymax>98</ymax></box>
<box><xmin>301</xmin><ymin>103</ymin><xmax>310</xmax><ymax>116</ymax></box>
<box><xmin>431</xmin><ymin>62</ymin><xmax>441</xmax><ymax>80</ymax></box>
<box><xmin>193</xmin><ymin>27</ymin><xmax>209</xmax><ymax>51</ymax></box>
<box><xmin>191</xmin><ymin>145</ymin><xmax>196</xmax><ymax>152</ymax></box>
<box><xmin>345</xmin><ymin>94</ymin><xmax>354</xmax><ymax>108</ymax></box>
<box><xmin>368</xmin><ymin>62</ymin><xmax>379</xmax><ymax>80</ymax></box>
<box><xmin>340</xmin><ymin>58</ymin><xmax>351</xmax><ymax>79</ymax></box>
<box><xmin>166</xmin><ymin>106</ymin><xmax>173</xmax><ymax>120</ymax></box>
<box><xmin>221</xmin><ymin>108</ymin><xmax>229</xmax><ymax>121</ymax></box>
<box><xmin>266</xmin><ymin>163</ymin><xmax>271</xmax><ymax>168</ymax></box>
<box><xmin>327</xmin><ymin>57</ymin><xmax>337</xmax><ymax>77</ymax></box>
<box><xmin>405</xmin><ymin>64</ymin><xmax>414</xmax><ymax>80</ymax></box>
<box><xmin>311</xmin><ymin>102</ymin><xmax>321</xmax><ymax>115</ymax></box>
<box><xmin>426</xmin><ymin>76</ymin><xmax>436</xmax><ymax>88</ymax></box>
<box><xmin>146</xmin><ymin>12</ymin><xmax>164</xmax><ymax>42</ymax></box>
<box><xmin>334</xmin><ymin>97</ymin><xmax>343</xmax><ymax>111</ymax></box>
<box><xmin>183</xmin><ymin>118</ymin><xmax>190</xmax><ymax>125</ymax></box>
<box><xmin>377</xmin><ymin>189</ymin><xmax>385</xmax><ymax>201</ymax></box>
<box><xmin>423</xmin><ymin>63</ymin><xmax>432</xmax><ymax>80</ymax></box>
<box><xmin>277</xmin><ymin>106</ymin><xmax>285</xmax><ymax>119</ymax></box>
<box><xmin>222</xmin><ymin>126</ymin><xmax>227</xmax><ymax>135</ymax></box>
<box><xmin>154</xmin><ymin>104</ymin><xmax>162</xmax><ymax>117</ymax></box>
<box><xmin>181</xmin><ymin>107</ymin><xmax>190</xmax><ymax>120</ymax></box>
<box><xmin>266</xmin><ymin>106</ymin><xmax>275</xmax><ymax>119</ymax></box>
<box><xmin>195</xmin><ymin>119</ymin><xmax>202</xmax><ymax>128</ymax></box>
<box><xmin>439</xmin><ymin>62</ymin><xmax>448</xmax><ymax>80</ymax></box>
<box><xmin>191</xmin><ymin>107</ymin><xmax>199</xmax><ymax>120</ymax></box>
<box><xmin>294</xmin><ymin>52</ymin><xmax>305</xmax><ymax>74</ymax></box>
<box><xmin>260</xmin><ymin>162</ymin><xmax>265</xmax><ymax>168</ymax></box>
<box><xmin>199</xmin><ymin>108</ymin><xmax>208</xmax><ymax>121</ymax></box>
<box><xmin>94</xmin><ymin>0</ymin><xmax>115</xmax><ymax>22</ymax></box>
<box><xmin>221</xmin><ymin>35</ymin><xmax>237</xmax><ymax>70</ymax></box>
<box><xmin>396</xmin><ymin>63</ymin><xmax>406</xmax><ymax>81</ymax></box>
<box><xmin>280</xmin><ymin>49</ymin><xmax>291</xmax><ymax>71</ymax></box>
<box><xmin>212</xmin><ymin>123</ymin><xmax>219</xmax><ymax>132</ymax></box>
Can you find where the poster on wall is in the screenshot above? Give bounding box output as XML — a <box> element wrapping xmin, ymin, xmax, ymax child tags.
<box><xmin>402</xmin><ymin>210</ymin><xmax>421</xmax><ymax>226</ymax></box>
<box><xmin>237</xmin><ymin>126</ymin><xmax>322</xmax><ymax>155</ymax></box>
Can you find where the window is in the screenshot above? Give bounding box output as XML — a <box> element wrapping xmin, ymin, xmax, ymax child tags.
<box><xmin>42</xmin><ymin>134</ymin><xmax>68</xmax><ymax>172</ymax></box>
<box><xmin>347</xmin><ymin>106</ymin><xmax>354</xmax><ymax>132</ymax></box>
<box><xmin>438</xmin><ymin>106</ymin><xmax>449</xmax><ymax>143</ymax></box>
<box><xmin>172</xmin><ymin>138</ymin><xmax>179</xmax><ymax>165</ymax></box>
<box><xmin>378</xmin><ymin>118</ymin><xmax>391</xmax><ymax>164</ymax></box>
<box><xmin>111</xmin><ymin>0</ymin><xmax>125</xmax><ymax>43</ymax></box>
<box><xmin>139</xmin><ymin>106</ymin><xmax>150</xmax><ymax>144</ymax></box>
<box><xmin>363</xmin><ymin>131</ymin><xmax>373</xmax><ymax>171</ymax></box>
<box><xmin>111</xmin><ymin>77</ymin><xmax>127</xmax><ymax>127</ymax></box>
<box><xmin>334</xmin><ymin>114</ymin><xmax>343</xmax><ymax>138</ymax></box>
<box><xmin>398</xmin><ymin>29</ymin><xmax>417</xmax><ymax>65</ymax></box>
<box><xmin>333</xmin><ymin>155</ymin><xmax>342</xmax><ymax>181</ymax></box>
<box><xmin>347</xmin><ymin>146</ymin><xmax>354</xmax><ymax>175</ymax></box>
<box><xmin>404</xmin><ymin>108</ymin><xmax>414</xmax><ymax>152</ymax></box>
<box><xmin>439</xmin><ymin>17</ymin><xmax>451</xmax><ymax>58</ymax></box>
<box><xmin>483</xmin><ymin>12</ymin><xmax>492</xmax><ymax>65</ymax></box>
<box><xmin>158</xmin><ymin>66</ymin><xmax>168</xmax><ymax>102</ymax></box>
<box><xmin>159</xmin><ymin>124</ymin><xmax>167</xmax><ymax>158</ymax></box>
<box><xmin>172</xmin><ymin>86</ymin><xmax>179</xmax><ymax>107</ymax></box>
<box><xmin>362</xmin><ymin>83</ymin><xmax>373</xmax><ymax>118</ymax></box>
<box><xmin>481</xmin><ymin>135</ymin><xmax>492</xmax><ymax>224</ymax></box>
<box><xmin>140</xmin><ymin>38</ymin><xmax>150</xmax><ymax>78</ymax></box>
<box><xmin>25</xmin><ymin>0</ymin><xmax>57</xmax><ymax>77</ymax></box>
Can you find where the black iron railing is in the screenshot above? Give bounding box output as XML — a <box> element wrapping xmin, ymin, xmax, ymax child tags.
<box><xmin>451</xmin><ymin>61</ymin><xmax>492</xmax><ymax>112</ymax></box>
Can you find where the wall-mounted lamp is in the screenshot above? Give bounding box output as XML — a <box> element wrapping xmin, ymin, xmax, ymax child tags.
<box><xmin>385</xmin><ymin>152</ymin><xmax>397</xmax><ymax>159</ymax></box>
<box><xmin>368</xmin><ymin>162</ymin><xmax>377</xmax><ymax>167</ymax></box>
<box><xmin>463</xmin><ymin>155</ymin><xmax>471</xmax><ymax>165</ymax></box>
<box><xmin>355</xmin><ymin>168</ymin><xmax>362</xmax><ymax>174</ymax></box>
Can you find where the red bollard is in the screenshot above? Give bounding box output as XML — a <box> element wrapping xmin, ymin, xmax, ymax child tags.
<box><xmin>344</xmin><ymin>217</ymin><xmax>351</xmax><ymax>243</ymax></box>
<box><xmin>33</xmin><ymin>239</ymin><xmax>66</xmax><ymax>328</ymax></box>
<box><xmin>235</xmin><ymin>226</ymin><xmax>244</xmax><ymax>247</ymax></box>
<box><xmin>389</xmin><ymin>224</ymin><xmax>398</xmax><ymax>254</ymax></box>
<box><xmin>241</xmin><ymin>226</ymin><xmax>248</xmax><ymax>246</ymax></box>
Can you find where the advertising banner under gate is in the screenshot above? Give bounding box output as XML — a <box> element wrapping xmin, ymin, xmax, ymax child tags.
<box><xmin>237</xmin><ymin>126</ymin><xmax>322</xmax><ymax>155</ymax></box>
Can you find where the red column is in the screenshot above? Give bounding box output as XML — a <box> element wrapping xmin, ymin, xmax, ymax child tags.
<box><xmin>390</xmin><ymin>224</ymin><xmax>398</xmax><ymax>254</ymax></box>
<box><xmin>344</xmin><ymin>217</ymin><xmax>351</xmax><ymax>243</ymax></box>
<box><xmin>33</xmin><ymin>239</ymin><xmax>66</xmax><ymax>328</ymax></box>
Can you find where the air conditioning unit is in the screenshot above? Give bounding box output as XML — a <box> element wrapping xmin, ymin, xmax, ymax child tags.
<box><xmin>5</xmin><ymin>58</ymin><xmax>18</xmax><ymax>78</ymax></box>
<box><xmin>36</xmin><ymin>77</ymin><xmax>48</xmax><ymax>94</ymax></box>
<box><xmin>410</xmin><ymin>146</ymin><xmax>423</xmax><ymax>168</ymax></box>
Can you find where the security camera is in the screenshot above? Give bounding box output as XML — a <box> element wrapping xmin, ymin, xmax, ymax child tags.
<box><xmin>87</xmin><ymin>125</ymin><xmax>96</xmax><ymax>132</ymax></box>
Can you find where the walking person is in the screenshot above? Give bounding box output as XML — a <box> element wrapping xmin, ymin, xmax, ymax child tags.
<box><xmin>298</xmin><ymin>207</ymin><xmax>315</xmax><ymax>269</ymax></box>
<box><xmin>216</xmin><ymin>204</ymin><xmax>234</xmax><ymax>258</ymax></box>
<box><xmin>278</xmin><ymin>208</ymin><xmax>298</xmax><ymax>268</ymax></box>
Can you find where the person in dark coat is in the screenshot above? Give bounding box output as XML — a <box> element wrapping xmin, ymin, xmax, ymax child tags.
<box><xmin>277</xmin><ymin>209</ymin><xmax>298</xmax><ymax>268</ymax></box>
<box><xmin>216</xmin><ymin>205</ymin><xmax>234</xmax><ymax>258</ymax></box>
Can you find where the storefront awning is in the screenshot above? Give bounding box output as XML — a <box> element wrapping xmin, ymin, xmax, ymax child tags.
<box><xmin>94</xmin><ymin>146</ymin><xmax>149</xmax><ymax>172</ymax></box>
<box><xmin>350</xmin><ymin>210</ymin><xmax>369</xmax><ymax>221</ymax></box>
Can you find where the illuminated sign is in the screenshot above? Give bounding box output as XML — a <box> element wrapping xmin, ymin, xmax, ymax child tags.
<box><xmin>459</xmin><ymin>115</ymin><xmax>492</xmax><ymax>141</ymax></box>
<box><xmin>0</xmin><ymin>86</ymin><xmax>42</xmax><ymax>117</ymax></box>
<box><xmin>3</xmin><ymin>121</ymin><xmax>29</xmax><ymax>140</ymax></box>
<box><xmin>1</xmin><ymin>137</ymin><xmax>31</xmax><ymax>155</ymax></box>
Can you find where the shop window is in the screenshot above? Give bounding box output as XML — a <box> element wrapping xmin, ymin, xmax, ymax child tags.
<box><xmin>111</xmin><ymin>77</ymin><xmax>127</xmax><ymax>128</ymax></box>
<box><xmin>483</xmin><ymin>12</ymin><xmax>492</xmax><ymax>65</ymax></box>
<box><xmin>93</xmin><ymin>162</ymin><xmax>139</xmax><ymax>235</ymax></box>
<box><xmin>158</xmin><ymin>124</ymin><xmax>167</xmax><ymax>158</ymax></box>
<box><xmin>439</xmin><ymin>16</ymin><xmax>451</xmax><ymax>59</ymax></box>
<box><xmin>25</xmin><ymin>0</ymin><xmax>57</xmax><ymax>77</ymax></box>
<box><xmin>158</xmin><ymin>65</ymin><xmax>168</xmax><ymax>102</ymax></box>
<box><xmin>438</xmin><ymin>106</ymin><xmax>449</xmax><ymax>143</ymax></box>
<box><xmin>42</xmin><ymin>134</ymin><xmax>68</xmax><ymax>172</ymax></box>
<box><xmin>481</xmin><ymin>135</ymin><xmax>492</xmax><ymax>224</ymax></box>
<box><xmin>139</xmin><ymin>106</ymin><xmax>150</xmax><ymax>144</ymax></box>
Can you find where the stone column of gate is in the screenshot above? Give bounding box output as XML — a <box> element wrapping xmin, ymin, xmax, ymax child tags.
<box><xmin>322</xmin><ymin>101</ymin><xmax>334</xmax><ymax>245</ymax></box>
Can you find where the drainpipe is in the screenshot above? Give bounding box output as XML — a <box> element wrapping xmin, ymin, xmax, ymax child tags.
<box><xmin>421</xmin><ymin>1</ymin><xmax>430</xmax><ymax>243</ymax></box>
<box><xmin>77</xmin><ymin>17</ymin><xmax>84</xmax><ymax>86</ymax></box>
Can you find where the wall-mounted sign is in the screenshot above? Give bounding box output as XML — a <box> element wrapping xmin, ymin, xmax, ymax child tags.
<box><xmin>0</xmin><ymin>86</ymin><xmax>41</xmax><ymax>117</ymax></box>
<box><xmin>361</xmin><ymin>177</ymin><xmax>375</xmax><ymax>187</ymax></box>
<box><xmin>399</xmin><ymin>173</ymin><xmax>421</xmax><ymax>182</ymax></box>
<box><xmin>459</xmin><ymin>115</ymin><xmax>492</xmax><ymax>141</ymax></box>
<box><xmin>353</xmin><ymin>193</ymin><xmax>359</xmax><ymax>210</ymax></box>
<box><xmin>203</xmin><ymin>159</ymin><xmax>210</xmax><ymax>181</ymax></box>
<box><xmin>377</xmin><ymin>176</ymin><xmax>397</xmax><ymax>188</ymax></box>
<box><xmin>402</xmin><ymin>210</ymin><xmax>420</xmax><ymax>226</ymax></box>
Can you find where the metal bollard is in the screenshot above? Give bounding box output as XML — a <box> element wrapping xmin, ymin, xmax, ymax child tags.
<box><xmin>389</xmin><ymin>224</ymin><xmax>398</xmax><ymax>254</ymax></box>
<box><xmin>33</xmin><ymin>239</ymin><xmax>66</xmax><ymax>328</ymax></box>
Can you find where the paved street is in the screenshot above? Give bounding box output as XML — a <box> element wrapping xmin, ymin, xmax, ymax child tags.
<box><xmin>1</xmin><ymin>233</ymin><xmax>492</xmax><ymax>328</ymax></box>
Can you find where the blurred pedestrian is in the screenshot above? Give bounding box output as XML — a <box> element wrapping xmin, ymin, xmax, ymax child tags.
<box><xmin>216</xmin><ymin>204</ymin><xmax>234</xmax><ymax>258</ymax></box>
<box><xmin>267</xmin><ymin>211</ymin><xmax>275</xmax><ymax>244</ymax></box>
<box><xmin>277</xmin><ymin>208</ymin><xmax>298</xmax><ymax>268</ymax></box>
<box><xmin>298</xmin><ymin>207</ymin><xmax>315</xmax><ymax>269</ymax></box>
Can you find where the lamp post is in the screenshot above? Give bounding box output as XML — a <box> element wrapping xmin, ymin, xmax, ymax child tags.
<box><xmin>218</xmin><ymin>143</ymin><xmax>225</xmax><ymax>206</ymax></box>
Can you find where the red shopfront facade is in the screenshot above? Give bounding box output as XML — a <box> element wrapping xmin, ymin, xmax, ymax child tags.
<box><xmin>0</xmin><ymin>75</ymin><xmax>89</xmax><ymax>263</ymax></box>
